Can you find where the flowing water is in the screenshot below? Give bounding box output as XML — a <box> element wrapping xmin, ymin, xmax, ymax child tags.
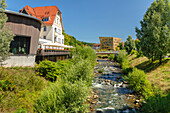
<box><xmin>90</xmin><ymin>59</ymin><xmax>139</xmax><ymax>113</ymax></box>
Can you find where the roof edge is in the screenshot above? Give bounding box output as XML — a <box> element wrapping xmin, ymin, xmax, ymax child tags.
<box><xmin>4</xmin><ymin>10</ymin><xmax>44</xmax><ymax>26</ymax></box>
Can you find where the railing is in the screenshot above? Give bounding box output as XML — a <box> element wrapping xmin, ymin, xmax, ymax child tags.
<box><xmin>37</xmin><ymin>48</ymin><xmax>71</xmax><ymax>56</ymax></box>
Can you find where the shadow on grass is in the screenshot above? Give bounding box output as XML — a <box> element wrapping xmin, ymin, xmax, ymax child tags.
<box><xmin>135</xmin><ymin>59</ymin><xmax>169</xmax><ymax>73</ymax></box>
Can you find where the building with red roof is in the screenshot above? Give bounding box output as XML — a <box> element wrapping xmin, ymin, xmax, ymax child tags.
<box><xmin>20</xmin><ymin>5</ymin><xmax>73</xmax><ymax>62</ymax></box>
<box><xmin>92</xmin><ymin>44</ymin><xmax>101</xmax><ymax>50</ymax></box>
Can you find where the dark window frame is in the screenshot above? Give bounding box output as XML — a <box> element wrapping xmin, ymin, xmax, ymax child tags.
<box><xmin>10</xmin><ymin>35</ymin><xmax>31</xmax><ymax>55</ymax></box>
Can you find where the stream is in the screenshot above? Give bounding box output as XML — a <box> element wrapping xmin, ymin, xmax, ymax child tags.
<box><xmin>90</xmin><ymin>59</ymin><xmax>140</xmax><ymax>113</ymax></box>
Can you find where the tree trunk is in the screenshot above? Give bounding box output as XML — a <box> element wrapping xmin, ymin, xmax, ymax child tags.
<box><xmin>159</xmin><ymin>55</ymin><xmax>162</xmax><ymax>64</ymax></box>
<box><xmin>152</xmin><ymin>56</ymin><xmax>154</xmax><ymax>63</ymax></box>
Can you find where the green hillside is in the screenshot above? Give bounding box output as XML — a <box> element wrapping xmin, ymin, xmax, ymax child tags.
<box><xmin>63</xmin><ymin>31</ymin><xmax>94</xmax><ymax>47</ymax></box>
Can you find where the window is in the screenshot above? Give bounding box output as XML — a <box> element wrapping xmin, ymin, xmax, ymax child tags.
<box><xmin>42</xmin><ymin>17</ymin><xmax>49</xmax><ymax>21</ymax></box>
<box><xmin>54</xmin><ymin>28</ymin><xmax>57</xmax><ymax>32</ymax></box>
<box><xmin>43</xmin><ymin>36</ymin><xmax>46</xmax><ymax>39</ymax></box>
<box><xmin>62</xmin><ymin>39</ymin><xmax>64</xmax><ymax>44</ymax></box>
<box><xmin>54</xmin><ymin>37</ymin><xmax>57</xmax><ymax>43</ymax></box>
<box><xmin>10</xmin><ymin>36</ymin><xmax>30</xmax><ymax>55</ymax></box>
<box><xmin>57</xmin><ymin>18</ymin><xmax>59</xmax><ymax>24</ymax></box>
<box><xmin>58</xmin><ymin>29</ymin><xmax>61</xmax><ymax>34</ymax></box>
<box><xmin>58</xmin><ymin>38</ymin><xmax>61</xmax><ymax>43</ymax></box>
<box><xmin>57</xmin><ymin>11</ymin><xmax>60</xmax><ymax>16</ymax></box>
<box><xmin>43</xmin><ymin>26</ymin><xmax>47</xmax><ymax>31</ymax></box>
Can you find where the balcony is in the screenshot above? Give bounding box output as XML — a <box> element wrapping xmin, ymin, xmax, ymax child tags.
<box><xmin>37</xmin><ymin>48</ymin><xmax>71</xmax><ymax>56</ymax></box>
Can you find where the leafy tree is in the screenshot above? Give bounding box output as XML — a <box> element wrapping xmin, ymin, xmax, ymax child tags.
<box><xmin>117</xmin><ymin>42</ymin><xmax>124</xmax><ymax>50</ymax></box>
<box><xmin>125</xmin><ymin>35</ymin><xmax>135</xmax><ymax>54</ymax></box>
<box><xmin>136</xmin><ymin>0</ymin><xmax>170</xmax><ymax>64</ymax></box>
<box><xmin>63</xmin><ymin>30</ymin><xmax>93</xmax><ymax>47</ymax></box>
<box><xmin>0</xmin><ymin>0</ymin><xmax>14</xmax><ymax>65</ymax></box>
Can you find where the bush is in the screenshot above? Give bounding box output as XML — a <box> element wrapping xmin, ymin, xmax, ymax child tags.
<box><xmin>71</xmin><ymin>46</ymin><xmax>97</xmax><ymax>67</ymax></box>
<box><xmin>34</xmin><ymin>79</ymin><xmax>90</xmax><ymax>113</ymax></box>
<box><xmin>64</xmin><ymin>59</ymin><xmax>94</xmax><ymax>86</ymax></box>
<box><xmin>35</xmin><ymin>60</ymin><xmax>64</xmax><ymax>81</ymax></box>
<box><xmin>124</xmin><ymin>68</ymin><xmax>153</xmax><ymax>98</ymax></box>
<box><xmin>108</xmin><ymin>54</ymin><xmax>115</xmax><ymax>61</ymax></box>
<box><xmin>136</xmin><ymin>51</ymin><xmax>143</xmax><ymax>58</ymax></box>
<box><xmin>117</xmin><ymin>50</ymin><xmax>130</xmax><ymax>71</ymax></box>
<box><xmin>140</xmin><ymin>93</ymin><xmax>170</xmax><ymax>113</ymax></box>
<box><xmin>130</xmin><ymin>50</ymin><xmax>137</xmax><ymax>55</ymax></box>
<box><xmin>117</xmin><ymin>50</ymin><xmax>127</xmax><ymax>65</ymax></box>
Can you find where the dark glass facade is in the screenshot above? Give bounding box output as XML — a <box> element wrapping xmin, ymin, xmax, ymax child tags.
<box><xmin>10</xmin><ymin>36</ymin><xmax>30</xmax><ymax>55</ymax></box>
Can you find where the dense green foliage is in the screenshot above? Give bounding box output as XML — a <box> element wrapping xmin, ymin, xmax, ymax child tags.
<box><xmin>117</xmin><ymin>42</ymin><xmax>124</xmax><ymax>50</ymax></box>
<box><xmin>97</xmin><ymin>54</ymin><xmax>108</xmax><ymax>59</ymax></box>
<box><xmin>117</xmin><ymin>50</ymin><xmax>130</xmax><ymax>71</ymax></box>
<box><xmin>0</xmin><ymin>67</ymin><xmax>49</xmax><ymax>112</ymax></box>
<box><xmin>34</xmin><ymin>79</ymin><xmax>90</xmax><ymax>113</ymax></box>
<box><xmin>124</xmin><ymin>68</ymin><xmax>153</xmax><ymax>99</ymax></box>
<box><xmin>136</xmin><ymin>0</ymin><xmax>170</xmax><ymax>64</ymax></box>
<box><xmin>125</xmin><ymin>35</ymin><xmax>135</xmax><ymax>54</ymax></box>
<box><xmin>35</xmin><ymin>60</ymin><xmax>71</xmax><ymax>81</ymax></box>
<box><xmin>108</xmin><ymin>54</ymin><xmax>115</xmax><ymax>61</ymax></box>
<box><xmin>34</xmin><ymin>46</ymin><xmax>96</xmax><ymax>112</ymax></box>
<box><xmin>140</xmin><ymin>93</ymin><xmax>170</xmax><ymax>113</ymax></box>
<box><xmin>0</xmin><ymin>0</ymin><xmax>14</xmax><ymax>65</ymax></box>
<box><xmin>63</xmin><ymin>31</ymin><xmax>94</xmax><ymax>47</ymax></box>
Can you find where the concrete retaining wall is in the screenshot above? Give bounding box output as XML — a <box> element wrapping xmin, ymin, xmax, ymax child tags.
<box><xmin>2</xmin><ymin>55</ymin><xmax>36</xmax><ymax>67</ymax></box>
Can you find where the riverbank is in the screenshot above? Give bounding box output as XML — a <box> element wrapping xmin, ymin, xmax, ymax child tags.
<box><xmin>129</xmin><ymin>55</ymin><xmax>170</xmax><ymax>92</ymax></box>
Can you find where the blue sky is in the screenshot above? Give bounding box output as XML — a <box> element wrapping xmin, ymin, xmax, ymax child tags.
<box><xmin>6</xmin><ymin>0</ymin><xmax>154</xmax><ymax>43</ymax></box>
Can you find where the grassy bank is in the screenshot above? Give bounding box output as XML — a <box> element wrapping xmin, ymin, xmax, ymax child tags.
<box><xmin>0</xmin><ymin>67</ymin><xmax>50</xmax><ymax>112</ymax></box>
<box><xmin>0</xmin><ymin>46</ymin><xmax>97</xmax><ymax>112</ymax></box>
<box><xmin>116</xmin><ymin>51</ymin><xmax>170</xmax><ymax>112</ymax></box>
<box><xmin>129</xmin><ymin>55</ymin><xmax>170</xmax><ymax>92</ymax></box>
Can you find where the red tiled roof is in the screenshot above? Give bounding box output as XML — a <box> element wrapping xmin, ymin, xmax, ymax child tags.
<box><xmin>20</xmin><ymin>5</ymin><xmax>61</xmax><ymax>25</ymax></box>
<box><xmin>135</xmin><ymin>38</ymin><xmax>139</xmax><ymax>41</ymax></box>
<box><xmin>93</xmin><ymin>44</ymin><xmax>101</xmax><ymax>47</ymax></box>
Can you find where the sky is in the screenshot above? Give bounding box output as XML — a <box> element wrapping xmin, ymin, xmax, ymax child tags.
<box><xmin>6</xmin><ymin>0</ymin><xmax>154</xmax><ymax>43</ymax></box>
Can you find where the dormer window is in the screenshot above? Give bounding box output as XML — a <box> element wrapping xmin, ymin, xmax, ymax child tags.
<box><xmin>42</xmin><ymin>17</ymin><xmax>50</xmax><ymax>21</ymax></box>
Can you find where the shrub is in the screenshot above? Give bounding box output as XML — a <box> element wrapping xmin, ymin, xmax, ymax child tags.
<box><xmin>140</xmin><ymin>93</ymin><xmax>170</xmax><ymax>113</ymax></box>
<box><xmin>123</xmin><ymin>68</ymin><xmax>153</xmax><ymax>98</ymax></box>
<box><xmin>117</xmin><ymin>50</ymin><xmax>127</xmax><ymax>65</ymax></box>
<box><xmin>64</xmin><ymin>59</ymin><xmax>94</xmax><ymax>86</ymax></box>
<box><xmin>136</xmin><ymin>51</ymin><xmax>143</xmax><ymax>58</ymax></box>
<box><xmin>117</xmin><ymin>50</ymin><xmax>130</xmax><ymax>71</ymax></box>
<box><xmin>34</xmin><ymin>79</ymin><xmax>90</xmax><ymax>113</ymax></box>
<box><xmin>71</xmin><ymin>46</ymin><xmax>97</xmax><ymax>67</ymax></box>
<box><xmin>130</xmin><ymin>50</ymin><xmax>137</xmax><ymax>55</ymax></box>
<box><xmin>108</xmin><ymin>54</ymin><xmax>115</xmax><ymax>61</ymax></box>
<box><xmin>35</xmin><ymin>60</ymin><xmax>63</xmax><ymax>81</ymax></box>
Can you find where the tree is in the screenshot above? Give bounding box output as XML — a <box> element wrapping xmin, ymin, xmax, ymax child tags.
<box><xmin>0</xmin><ymin>0</ymin><xmax>14</xmax><ymax>65</ymax></box>
<box><xmin>117</xmin><ymin>42</ymin><xmax>124</xmax><ymax>50</ymax></box>
<box><xmin>136</xmin><ymin>0</ymin><xmax>170</xmax><ymax>64</ymax></box>
<box><xmin>125</xmin><ymin>35</ymin><xmax>135</xmax><ymax>54</ymax></box>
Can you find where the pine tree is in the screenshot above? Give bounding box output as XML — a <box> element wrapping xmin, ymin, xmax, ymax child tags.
<box><xmin>136</xmin><ymin>0</ymin><xmax>170</xmax><ymax>64</ymax></box>
<box><xmin>0</xmin><ymin>0</ymin><xmax>14</xmax><ymax>65</ymax></box>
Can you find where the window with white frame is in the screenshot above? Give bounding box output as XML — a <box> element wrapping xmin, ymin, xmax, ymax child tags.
<box><xmin>58</xmin><ymin>38</ymin><xmax>61</xmax><ymax>43</ymax></box>
<box><xmin>58</xmin><ymin>29</ymin><xmax>61</xmax><ymax>34</ymax></box>
<box><xmin>62</xmin><ymin>39</ymin><xmax>64</xmax><ymax>44</ymax></box>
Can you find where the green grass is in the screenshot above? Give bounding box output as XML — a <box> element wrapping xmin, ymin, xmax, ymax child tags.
<box><xmin>129</xmin><ymin>55</ymin><xmax>170</xmax><ymax>92</ymax></box>
<box><xmin>0</xmin><ymin>67</ymin><xmax>50</xmax><ymax>112</ymax></box>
